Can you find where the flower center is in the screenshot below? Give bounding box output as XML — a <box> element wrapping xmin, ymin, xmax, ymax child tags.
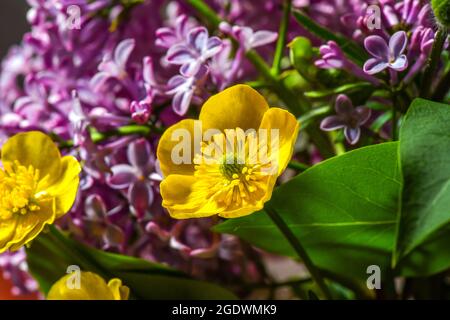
<box><xmin>0</xmin><ymin>161</ymin><xmax>41</xmax><ymax>218</ymax></box>
<box><xmin>220</xmin><ymin>154</ymin><xmax>246</xmax><ymax>180</ymax></box>
<box><xmin>193</xmin><ymin>128</ymin><xmax>276</xmax><ymax>209</ymax></box>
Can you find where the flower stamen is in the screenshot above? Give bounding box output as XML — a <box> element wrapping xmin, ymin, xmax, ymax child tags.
<box><xmin>0</xmin><ymin>161</ymin><xmax>41</xmax><ymax>217</ymax></box>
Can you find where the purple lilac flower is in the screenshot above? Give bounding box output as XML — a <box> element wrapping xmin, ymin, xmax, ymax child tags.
<box><xmin>82</xmin><ymin>194</ymin><xmax>125</xmax><ymax>251</ymax></box>
<box><xmin>107</xmin><ymin>138</ymin><xmax>161</xmax><ymax>219</ymax></box>
<box><xmin>130</xmin><ymin>100</ymin><xmax>152</xmax><ymax>124</ymax></box>
<box><xmin>209</xmin><ymin>39</ymin><xmax>235</xmax><ymax>90</ymax></box>
<box><xmin>166</xmin><ymin>27</ymin><xmax>223</xmax><ymax>77</ymax></box>
<box><xmin>404</xmin><ymin>27</ymin><xmax>435</xmax><ymax>83</ymax></box>
<box><xmin>316</xmin><ymin>41</ymin><xmax>380</xmax><ymax>85</ymax></box>
<box><xmin>219</xmin><ymin>22</ymin><xmax>278</xmax><ymax>52</ymax></box>
<box><xmin>320</xmin><ymin>94</ymin><xmax>371</xmax><ymax>145</ymax></box>
<box><xmin>363</xmin><ymin>31</ymin><xmax>409</xmax><ymax>75</ymax></box>
<box><xmin>155</xmin><ymin>14</ymin><xmax>196</xmax><ymax>49</ymax></box>
<box><xmin>91</xmin><ymin>38</ymin><xmax>135</xmax><ymax>91</ymax></box>
<box><xmin>157</xmin><ymin>15</ymin><xmax>227</xmax><ymax>115</ymax></box>
<box><xmin>165</xmin><ymin>69</ymin><xmax>207</xmax><ymax>116</ymax></box>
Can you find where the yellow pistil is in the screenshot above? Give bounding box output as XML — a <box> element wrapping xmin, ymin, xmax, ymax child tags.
<box><xmin>0</xmin><ymin>161</ymin><xmax>44</xmax><ymax>219</ymax></box>
<box><xmin>192</xmin><ymin>128</ymin><xmax>276</xmax><ymax>212</ymax></box>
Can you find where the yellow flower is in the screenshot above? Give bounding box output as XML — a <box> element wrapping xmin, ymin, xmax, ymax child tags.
<box><xmin>0</xmin><ymin>131</ymin><xmax>81</xmax><ymax>253</ymax></box>
<box><xmin>47</xmin><ymin>271</ymin><xmax>129</xmax><ymax>300</ymax></box>
<box><xmin>157</xmin><ymin>84</ymin><xmax>299</xmax><ymax>219</ymax></box>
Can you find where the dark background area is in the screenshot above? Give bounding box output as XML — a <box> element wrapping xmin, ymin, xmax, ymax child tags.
<box><xmin>0</xmin><ymin>0</ymin><xmax>29</xmax><ymax>59</ymax></box>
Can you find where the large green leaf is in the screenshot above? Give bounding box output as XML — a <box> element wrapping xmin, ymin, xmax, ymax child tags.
<box><xmin>399</xmin><ymin>225</ymin><xmax>450</xmax><ymax>277</ymax></box>
<box><xmin>394</xmin><ymin>99</ymin><xmax>450</xmax><ymax>263</ymax></box>
<box><xmin>215</xmin><ymin>143</ymin><xmax>400</xmax><ymax>284</ymax></box>
<box><xmin>27</xmin><ymin>227</ymin><xmax>236</xmax><ymax>300</ymax></box>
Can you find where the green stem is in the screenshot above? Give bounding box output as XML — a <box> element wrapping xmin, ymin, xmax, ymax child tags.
<box><xmin>265</xmin><ymin>205</ymin><xmax>333</xmax><ymax>299</ymax></box>
<box><xmin>391</xmin><ymin>105</ymin><xmax>397</xmax><ymax>141</ymax></box>
<box><xmin>90</xmin><ymin>124</ymin><xmax>153</xmax><ymax>142</ymax></box>
<box><xmin>288</xmin><ymin>160</ymin><xmax>310</xmax><ymax>171</ymax></box>
<box><xmin>186</xmin><ymin>0</ymin><xmax>221</xmax><ymax>27</ymax></box>
<box><xmin>328</xmin><ymin>131</ymin><xmax>345</xmax><ymax>155</ymax></box>
<box><xmin>291</xmin><ymin>10</ymin><xmax>367</xmax><ymax>65</ymax></box>
<box><xmin>420</xmin><ymin>27</ymin><xmax>448</xmax><ymax>98</ymax></box>
<box><xmin>57</xmin><ymin>124</ymin><xmax>158</xmax><ymax>149</ymax></box>
<box><xmin>432</xmin><ymin>67</ymin><xmax>450</xmax><ymax>101</ymax></box>
<box><xmin>271</xmin><ymin>0</ymin><xmax>292</xmax><ymax>75</ymax></box>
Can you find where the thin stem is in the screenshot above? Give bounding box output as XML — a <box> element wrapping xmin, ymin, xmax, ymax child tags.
<box><xmin>420</xmin><ymin>27</ymin><xmax>448</xmax><ymax>98</ymax></box>
<box><xmin>271</xmin><ymin>0</ymin><xmax>292</xmax><ymax>75</ymax></box>
<box><xmin>391</xmin><ymin>105</ymin><xmax>397</xmax><ymax>141</ymax></box>
<box><xmin>91</xmin><ymin>124</ymin><xmax>153</xmax><ymax>141</ymax></box>
<box><xmin>265</xmin><ymin>205</ymin><xmax>333</xmax><ymax>299</ymax></box>
<box><xmin>288</xmin><ymin>160</ymin><xmax>310</xmax><ymax>172</ymax></box>
<box><xmin>432</xmin><ymin>67</ymin><xmax>450</xmax><ymax>101</ymax></box>
<box><xmin>56</xmin><ymin>124</ymin><xmax>159</xmax><ymax>149</ymax></box>
<box><xmin>185</xmin><ymin>0</ymin><xmax>221</xmax><ymax>27</ymax></box>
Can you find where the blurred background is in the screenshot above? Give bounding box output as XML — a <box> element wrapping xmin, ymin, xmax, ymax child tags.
<box><xmin>0</xmin><ymin>0</ymin><xmax>29</xmax><ymax>59</ymax></box>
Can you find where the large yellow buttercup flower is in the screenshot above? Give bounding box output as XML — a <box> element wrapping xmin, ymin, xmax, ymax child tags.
<box><xmin>47</xmin><ymin>271</ymin><xmax>129</xmax><ymax>300</ymax></box>
<box><xmin>158</xmin><ymin>85</ymin><xmax>299</xmax><ymax>219</ymax></box>
<box><xmin>0</xmin><ymin>131</ymin><xmax>81</xmax><ymax>253</ymax></box>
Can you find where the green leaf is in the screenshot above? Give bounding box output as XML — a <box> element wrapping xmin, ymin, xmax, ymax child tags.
<box><xmin>394</xmin><ymin>98</ymin><xmax>450</xmax><ymax>263</ymax></box>
<box><xmin>292</xmin><ymin>10</ymin><xmax>368</xmax><ymax>65</ymax></box>
<box><xmin>214</xmin><ymin>143</ymin><xmax>400</xmax><ymax>284</ymax></box>
<box><xmin>399</xmin><ymin>225</ymin><xmax>450</xmax><ymax>277</ymax></box>
<box><xmin>27</xmin><ymin>227</ymin><xmax>236</xmax><ymax>300</ymax></box>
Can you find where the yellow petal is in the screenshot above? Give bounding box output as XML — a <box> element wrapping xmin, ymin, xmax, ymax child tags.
<box><xmin>108</xmin><ymin>278</ymin><xmax>130</xmax><ymax>300</ymax></box>
<box><xmin>1</xmin><ymin>131</ymin><xmax>62</xmax><ymax>187</ymax></box>
<box><xmin>218</xmin><ymin>174</ymin><xmax>278</xmax><ymax>219</ymax></box>
<box><xmin>5</xmin><ymin>197</ymin><xmax>56</xmax><ymax>252</ymax></box>
<box><xmin>0</xmin><ymin>217</ymin><xmax>19</xmax><ymax>254</ymax></box>
<box><xmin>47</xmin><ymin>272</ymin><xmax>117</xmax><ymax>300</ymax></box>
<box><xmin>160</xmin><ymin>175</ymin><xmax>223</xmax><ymax>219</ymax></box>
<box><xmin>199</xmin><ymin>84</ymin><xmax>269</xmax><ymax>132</ymax></box>
<box><xmin>258</xmin><ymin>108</ymin><xmax>300</xmax><ymax>175</ymax></box>
<box><xmin>46</xmin><ymin>156</ymin><xmax>81</xmax><ymax>218</ymax></box>
<box><xmin>157</xmin><ymin>119</ymin><xmax>197</xmax><ymax>177</ymax></box>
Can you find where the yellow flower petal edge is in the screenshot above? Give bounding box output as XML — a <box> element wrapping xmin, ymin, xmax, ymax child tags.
<box><xmin>0</xmin><ymin>131</ymin><xmax>81</xmax><ymax>253</ymax></box>
<box><xmin>199</xmin><ymin>84</ymin><xmax>269</xmax><ymax>132</ymax></box>
<box><xmin>157</xmin><ymin>119</ymin><xmax>196</xmax><ymax>177</ymax></box>
<box><xmin>47</xmin><ymin>271</ymin><xmax>129</xmax><ymax>300</ymax></box>
<box><xmin>158</xmin><ymin>85</ymin><xmax>300</xmax><ymax>219</ymax></box>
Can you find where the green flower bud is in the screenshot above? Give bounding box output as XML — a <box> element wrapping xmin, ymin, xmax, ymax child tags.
<box><xmin>288</xmin><ymin>37</ymin><xmax>316</xmax><ymax>81</ymax></box>
<box><xmin>432</xmin><ymin>0</ymin><xmax>450</xmax><ymax>28</ymax></box>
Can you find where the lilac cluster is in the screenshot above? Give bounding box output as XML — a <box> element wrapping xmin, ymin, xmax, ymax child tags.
<box><xmin>312</xmin><ymin>0</ymin><xmax>435</xmax><ymax>81</ymax></box>
<box><xmin>307</xmin><ymin>0</ymin><xmax>438</xmax><ymax>144</ymax></box>
<box><xmin>0</xmin><ymin>0</ymin><xmax>282</xmax><ymax>296</ymax></box>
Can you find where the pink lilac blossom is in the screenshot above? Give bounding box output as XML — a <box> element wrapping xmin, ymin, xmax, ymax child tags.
<box><xmin>320</xmin><ymin>94</ymin><xmax>371</xmax><ymax>145</ymax></box>
<box><xmin>310</xmin><ymin>0</ymin><xmax>435</xmax><ymax>81</ymax></box>
<box><xmin>363</xmin><ymin>31</ymin><xmax>409</xmax><ymax>75</ymax></box>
